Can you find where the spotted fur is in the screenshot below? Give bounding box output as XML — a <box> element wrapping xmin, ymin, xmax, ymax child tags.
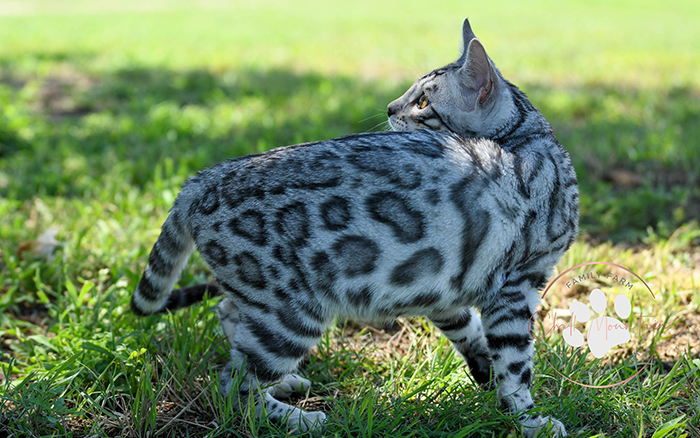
<box><xmin>132</xmin><ymin>19</ymin><xmax>576</xmax><ymax>437</ymax></box>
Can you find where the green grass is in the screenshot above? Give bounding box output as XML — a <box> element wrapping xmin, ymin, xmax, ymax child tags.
<box><xmin>1</xmin><ymin>0</ymin><xmax>700</xmax><ymax>436</ymax></box>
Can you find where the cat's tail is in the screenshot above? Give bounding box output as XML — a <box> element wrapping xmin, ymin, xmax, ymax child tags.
<box><xmin>131</xmin><ymin>212</ymin><xmax>200</xmax><ymax>316</ymax></box>
<box><xmin>159</xmin><ymin>283</ymin><xmax>221</xmax><ymax>313</ymax></box>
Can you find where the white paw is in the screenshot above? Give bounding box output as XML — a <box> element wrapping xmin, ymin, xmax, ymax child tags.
<box><xmin>268</xmin><ymin>374</ymin><xmax>313</xmax><ymax>399</ymax></box>
<box><xmin>262</xmin><ymin>391</ymin><xmax>326</xmax><ymax>434</ymax></box>
<box><xmin>288</xmin><ymin>410</ymin><xmax>327</xmax><ymax>434</ymax></box>
<box><xmin>522</xmin><ymin>415</ymin><xmax>567</xmax><ymax>437</ymax></box>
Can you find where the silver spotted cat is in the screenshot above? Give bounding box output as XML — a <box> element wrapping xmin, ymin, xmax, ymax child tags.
<box><xmin>132</xmin><ymin>19</ymin><xmax>578</xmax><ymax>437</ymax></box>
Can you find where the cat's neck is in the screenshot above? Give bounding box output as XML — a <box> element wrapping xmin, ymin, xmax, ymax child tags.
<box><xmin>490</xmin><ymin>80</ymin><xmax>555</xmax><ymax>148</ymax></box>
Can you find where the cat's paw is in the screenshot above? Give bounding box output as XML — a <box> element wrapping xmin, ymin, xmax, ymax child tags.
<box><xmin>263</xmin><ymin>392</ymin><xmax>326</xmax><ymax>434</ymax></box>
<box><xmin>288</xmin><ymin>410</ymin><xmax>327</xmax><ymax>435</ymax></box>
<box><xmin>267</xmin><ymin>373</ymin><xmax>312</xmax><ymax>399</ymax></box>
<box><xmin>522</xmin><ymin>415</ymin><xmax>567</xmax><ymax>437</ymax></box>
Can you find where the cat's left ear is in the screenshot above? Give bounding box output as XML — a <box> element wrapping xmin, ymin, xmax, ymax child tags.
<box><xmin>456</xmin><ymin>18</ymin><xmax>478</xmax><ymax>65</ymax></box>
<box><xmin>459</xmin><ymin>38</ymin><xmax>498</xmax><ymax>110</ymax></box>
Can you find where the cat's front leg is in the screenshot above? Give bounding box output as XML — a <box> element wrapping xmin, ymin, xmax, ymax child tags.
<box><xmin>480</xmin><ymin>289</ymin><xmax>567</xmax><ymax>437</ymax></box>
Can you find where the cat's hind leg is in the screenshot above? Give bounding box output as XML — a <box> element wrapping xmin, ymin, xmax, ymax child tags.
<box><xmin>219</xmin><ymin>304</ymin><xmax>329</xmax><ymax>433</ymax></box>
<box><xmin>429</xmin><ymin>308</ymin><xmax>493</xmax><ymax>388</ymax></box>
<box><xmin>217</xmin><ymin>297</ymin><xmax>240</xmax><ymax>347</ymax></box>
<box><xmin>217</xmin><ymin>298</ymin><xmax>313</xmax><ymax>400</ymax></box>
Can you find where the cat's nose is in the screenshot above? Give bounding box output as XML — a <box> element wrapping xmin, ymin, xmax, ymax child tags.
<box><xmin>387</xmin><ymin>103</ymin><xmax>398</xmax><ymax>117</ymax></box>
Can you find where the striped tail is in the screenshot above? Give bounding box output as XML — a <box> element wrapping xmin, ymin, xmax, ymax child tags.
<box><xmin>159</xmin><ymin>283</ymin><xmax>221</xmax><ymax>313</ymax></box>
<box><xmin>131</xmin><ymin>213</ymin><xmax>196</xmax><ymax>316</ymax></box>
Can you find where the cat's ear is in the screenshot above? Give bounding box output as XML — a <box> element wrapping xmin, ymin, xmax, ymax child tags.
<box><xmin>456</xmin><ymin>18</ymin><xmax>477</xmax><ymax>65</ymax></box>
<box><xmin>459</xmin><ymin>38</ymin><xmax>497</xmax><ymax>110</ymax></box>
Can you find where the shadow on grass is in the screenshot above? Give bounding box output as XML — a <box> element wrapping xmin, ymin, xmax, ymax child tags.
<box><xmin>0</xmin><ymin>62</ymin><xmax>396</xmax><ymax>194</ymax></box>
<box><xmin>529</xmin><ymin>84</ymin><xmax>700</xmax><ymax>241</ymax></box>
<box><xmin>1</xmin><ymin>59</ymin><xmax>698</xmax><ymax>242</ymax></box>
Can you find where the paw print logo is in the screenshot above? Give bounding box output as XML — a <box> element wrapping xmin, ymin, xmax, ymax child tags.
<box><xmin>563</xmin><ymin>289</ymin><xmax>632</xmax><ymax>358</ymax></box>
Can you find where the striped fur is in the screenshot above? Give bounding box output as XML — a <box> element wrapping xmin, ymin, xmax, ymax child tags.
<box><xmin>132</xmin><ymin>19</ymin><xmax>576</xmax><ymax>437</ymax></box>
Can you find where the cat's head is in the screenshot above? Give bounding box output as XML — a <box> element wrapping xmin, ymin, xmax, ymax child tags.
<box><xmin>387</xmin><ymin>19</ymin><xmax>515</xmax><ymax>138</ymax></box>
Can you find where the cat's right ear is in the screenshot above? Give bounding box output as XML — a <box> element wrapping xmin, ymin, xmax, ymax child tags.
<box><xmin>459</xmin><ymin>38</ymin><xmax>497</xmax><ymax>111</ymax></box>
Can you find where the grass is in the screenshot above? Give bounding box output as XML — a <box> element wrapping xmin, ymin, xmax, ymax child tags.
<box><xmin>1</xmin><ymin>0</ymin><xmax>699</xmax><ymax>436</ymax></box>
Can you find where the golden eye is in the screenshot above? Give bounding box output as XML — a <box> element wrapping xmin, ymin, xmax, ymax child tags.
<box><xmin>418</xmin><ymin>94</ymin><xmax>430</xmax><ymax>109</ymax></box>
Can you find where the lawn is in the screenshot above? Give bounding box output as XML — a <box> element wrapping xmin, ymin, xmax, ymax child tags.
<box><xmin>1</xmin><ymin>0</ymin><xmax>699</xmax><ymax>437</ymax></box>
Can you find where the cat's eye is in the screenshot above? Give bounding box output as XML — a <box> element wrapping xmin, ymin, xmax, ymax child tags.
<box><xmin>417</xmin><ymin>94</ymin><xmax>430</xmax><ymax>110</ymax></box>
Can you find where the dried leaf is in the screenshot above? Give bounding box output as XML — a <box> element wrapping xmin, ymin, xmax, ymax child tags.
<box><xmin>17</xmin><ymin>226</ymin><xmax>63</xmax><ymax>261</ymax></box>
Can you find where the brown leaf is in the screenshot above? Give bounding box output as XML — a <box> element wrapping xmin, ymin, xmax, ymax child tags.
<box><xmin>17</xmin><ymin>226</ymin><xmax>63</xmax><ymax>261</ymax></box>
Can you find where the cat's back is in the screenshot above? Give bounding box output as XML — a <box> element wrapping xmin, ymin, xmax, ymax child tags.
<box><xmin>180</xmin><ymin>130</ymin><xmax>464</xmax><ymax>203</ymax></box>
<box><xmin>177</xmin><ymin>130</ymin><xmax>571</xmax><ymax>247</ymax></box>
<box><xmin>198</xmin><ymin>130</ymin><xmax>451</xmax><ymax>175</ymax></box>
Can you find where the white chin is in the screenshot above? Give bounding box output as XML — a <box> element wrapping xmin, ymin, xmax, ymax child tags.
<box><xmin>387</xmin><ymin>118</ymin><xmax>405</xmax><ymax>131</ymax></box>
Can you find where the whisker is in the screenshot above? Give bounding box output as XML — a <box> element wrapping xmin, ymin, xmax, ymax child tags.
<box><xmin>359</xmin><ymin>113</ymin><xmax>386</xmax><ymax>123</ymax></box>
<box><xmin>367</xmin><ymin>120</ymin><xmax>391</xmax><ymax>132</ymax></box>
